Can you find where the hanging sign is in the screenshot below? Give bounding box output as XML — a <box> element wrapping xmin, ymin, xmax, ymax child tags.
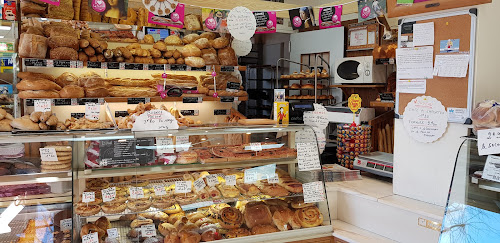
<box><xmin>403</xmin><ymin>96</ymin><xmax>448</xmax><ymax>143</ymax></box>
<box><xmin>143</xmin><ymin>0</ymin><xmax>177</xmax><ymax>16</ymax></box>
<box><xmin>227</xmin><ymin>6</ymin><xmax>256</xmax><ymax>41</ymax></box>
<box><xmin>253</xmin><ymin>11</ymin><xmax>277</xmax><ymax>34</ymax></box>
<box><xmin>289</xmin><ymin>6</ymin><xmax>316</xmax><ymax>30</ymax></box>
<box><xmin>358</xmin><ymin>0</ymin><xmax>386</xmax><ymax>23</ymax></box>
<box><xmin>202</xmin><ymin>8</ymin><xmax>229</xmax><ymax>33</ymax></box>
<box><xmin>148</xmin><ymin>3</ymin><xmax>185</xmax><ymax>28</ymax></box>
<box><xmin>90</xmin><ymin>0</ymin><xmax>128</xmax><ymax>18</ymax></box>
<box><xmin>132</xmin><ymin>110</ymin><xmax>179</xmax><ymax>131</ymax></box>
<box><xmin>232</xmin><ymin>39</ymin><xmax>252</xmax><ymax>57</ymax></box>
<box><xmin>319</xmin><ymin>6</ymin><xmax>342</xmax><ymax>29</ymax></box>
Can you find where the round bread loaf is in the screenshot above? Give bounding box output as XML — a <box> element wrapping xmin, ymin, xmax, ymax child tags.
<box><xmin>60</xmin><ymin>85</ymin><xmax>85</xmax><ymax>98</ymax></box>
<box><xmin>212</xmin><ymin>37</ymin><xmax>230</xmax><ymax>49</ymax></box>
<box><xmin>56</xmin><ymin>72</ymin><xmax>78</xmax><ymax>87</ymax></box>
<box><xmin>47</xmin><ymin>36</ymin><xmax>79</xmax><ymax>50</ymax></box>
<box><xmin>185</xmin><ymin>57</ymin><xmax>205</xmax><ymax>68</ymax></box>
<box><xmin>181</xmin><ymin>44</ymin><xmax>202</xmax><ymax>57</ymax></box>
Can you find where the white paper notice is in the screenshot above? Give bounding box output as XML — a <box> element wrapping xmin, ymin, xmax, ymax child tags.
<box><xmin>368</xmin><ymin>31</ymin><xmax>375</xmax><ymax>45</ymax></box>
<box><xmin>434</xmin><ymin>54</ymin><xmax>469</xmax><ymax>78</ymax></box>
<box><xmin>176</xmin><ymin>136</ymin><xmax>190</xmax><ymax>152</ymax></box>
<box><xmin>129</xmin><ymin>187</ymin><xmax>144</xmax><ymax>199</ymax></box>
<box><xmin>227</xmin><ymin>6</ymin><xmax>256</xmax><ymax>41</ymax></box>
<box><xmin>101</xmin><ymin>187</ymin><xmax>116</xmax><ymax>202</ymax></box>
<box><xmin>397</xmin><ymin>79</ymin><xmax>426</xmax><ymax>94</ymax></box>
<box><xmin>156</xmin><ymin>137</ymin><xmax>174</xmax><ymax>154</ymax></box>
<box><xmin>39</xmin><ymin>148</ymin><xmax>58</xmax><ymax>161</ymax></box>
<box><xmin>396</xmin><ymin>47</ymin><xmax>434</xmax><ymax>79</ymax></box>
<box><xmin>267</xmin><ymin>173</ymin><xmax>279</xmax><ymax>184</ymax></box>
<box><xmin>249</xmin><ymin>142</ymin><xmax>263</xmax><ymax>152</ymax></box>
<box><xmin>244</xmin><ymin>170</ymin><xmax>258</xmax><ymax>184</ymax></box>
<box><xmin>132</xmin><ymin>110</ymin><xmax>179</xmax><ymax>131</ymax></box>
<box><xmin>85</xmin><ymin>103</ymin><xmax>99</xmax><ymax>121</ymax></box>
<box><xmin>141</xmin><ymin>224</ymin><xmax>157</xmax><ymax>238</ymax></box>
<box><xmin>225</xmin><ymin>175</ymin><xmax>236</xmax><ymax>186</ymax></box>
<box><xmin>232</xmin><ymin>39</ymin><xmax>252</xmax><ymax>56</ymax></box>
<box><xmin>303</xmin><ymin>181</ymin><xmax>326</xmax><ymax>203</ymax></box>
<box><xmin>447</xmin><ymin>107</ymin><xmax>467</xmax><ymax>123</ymax></box>
<box><xmin>82</xmin><ymin>192</ymin><xmax>95</xmax><ymax>203</ymax></box>
<box><xmin>296</xmin><ymin>129</ymin><xmax>317</xmax><ymax>144</ymax></box>
<box><xmin>297</xmin><ymin>142</ymin><xmax>321</xmax><ymax>171</ymax></box>
<box><xmin>205</xmin><ymin>175</ymin><xmax>219</xmax><ymax>187</ymax></box>
<box><xmin>350</xmin><ymin>29</ymin><xmax>367</xmax><ymax>46</ymax></box>
<box><xmin>34</xmin><ymin>99</ymin><xmax>51</xmax><ymax>112</ymax></box>
<box><xmin>303</xmin><ymin>104</ymin><xmax>329</xmax><ymax>129</ymax></box>
<box><xmin>482</xmin><ymin>155</ymin><xmax>500</xmax><ymax>182</ymax></box>
<box><xmin>153</xmin><ymin>185</ymin><xmax>167</xmax><ymax>196</ymax></box>
<box><xmin>107</xmin><ymin>228</ymin><xmax>119</xmax><ymax>239</ymax></box>
<box><xmin>477</xmin><ymin>128</ymin><xmax>500</xmax><ymax>156</ymax></box>
<box><xmin>413</xmin><ymin>22</ymin><xmax>434</xmax><ymax>47</ymax></box>
<box><xmin>193</xmin><ymin>178</ymin><xmax>206</xmax><ymax>192</ymax></box>
<box><xmin>175</xmin><ymin>181</ymin><xmax>192</xmax><ymax>193</ymax></box>
<box><xmin>60</xmin><ymin>219</ymin><xmax>72</xmax><ymax>231</ymax></box>
<box><xmin>82</xmin><ymin>232</ymin><xmax>99</xmax><ymax>243</ymax></box>
<box><xmin>403</xmin><ymin>96</ymin><xmax>448</xmax><ymax>143</ymax></box>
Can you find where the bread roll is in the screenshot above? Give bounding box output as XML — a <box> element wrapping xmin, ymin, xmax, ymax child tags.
<box><xmin>218</xmin><ymin>47</ymin><xmax>237</xmax><ymax>66</ymax></box>
<box><xmin>212</xmin><ymin>37</ymin><xmax>230</xmax><ymax>49</ymax></box>
<box><xmin>183</xmin><ymin>34</ymin><xmax>200</xmax><ymax>44</ymax></box>
<box><xmin>48</xmin><ymin>36</ymin><xmax>79</xmax><ymax>50</ymax></box>
<box><xmin>108</xmin><ymin>86</ymin><xmax>158</xmax><ymax>97</ymax></box>
<box><xmin>11</xmin><ymin>117</ymin><xmax>40</xmax><ymax>131</ymax></box>
<box><xmin>18</xmin><ymin>90</ymin><xmax>60</xmax><ymax>99</ymax></box>
<box><xmin>85</xmin><ymin>87</ymin><xmax>109</xmax><ymax>97</ymax></box>
<box><xmin>194</xmin><ymin>38</ymin><xmax>210</xmax><ymax>49</ymax></box>
<box><xmin>181</xmin><ymin>44</ymin><xmax>202</xmax><ymax>57</ymax></box>
<box><xmin>184</xmin><ymin>14</ymin><xmax>202</xmax><ymax>31</ymax></box>
<box><xmin>18</xmin><ymin>33</ymin><xmax>47</xmax><ymax>59</ymax></box>
<box><xmin>200</xmin><ymin>32</ymin><xmax>217</xmax><ymax>40</ymax></box>
<box><xmin>153</xmin><ymin>41</ymin><xmax>168</xmax><ymax>52</ymax></box>
<box><xmin>164</xmin><ymin>35</ymin><xmax>183</xmax><ymax>46</ymax></box>
<box><xmin>244</xmin><ymin>203</ymin><xmax>273</xmax><ymax>228</ymax></box>
<box><xmin>17</xmin><ymin>79</ymin><xmax>62</xmax><ymax>91</ymax></box>
<box><xmin>78</xmin><ymin>75</ymin><xmax>105</xmax><ymax>88</ymax></box>
<box><xmin>0</xmin><ymin>119</ymin><xmax>12</xmax><ymax>132</ymax></box>
<box><xmin>60</xmin><ymin>85</ymin><xmax>85</xmax><ymax>98</ymax></box>
<box><xmin>185</xmin><ymin>57</ymin><xmax>205</xmax><ymax>68</ymax></box>
<box><xmin>173</xmin><ymin>50</ymin><xmax>182</xmax><ymax>59</ymax></box>
<box><xmin>18</xmin><ymin>72</ymin><xmax>56</xmax><ymax>81</ymax></box>
<box><xmin>50</xmin><ymin>47</ymin><xmax>78</xmax><ymax>60</ymax></box>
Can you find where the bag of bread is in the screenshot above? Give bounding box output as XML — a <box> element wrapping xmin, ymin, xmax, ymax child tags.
<box><xmin>19</xmin><ymin>33</ymin><xmax>47</xmax><ymax>58</ymax></box>
<box><xmin>471</xmin><ymin>100</ymin><xmax>500</xmax><ymax>130</ymax></box>
<box><xmin>218</xmin><ymin>47</ymin><xmax>237</xmax><ymax>66</ymax></box>
<box><xmin>47</xmin><ymin>0</ymin><xmax>74</xmax><ymax>20</ymax></box>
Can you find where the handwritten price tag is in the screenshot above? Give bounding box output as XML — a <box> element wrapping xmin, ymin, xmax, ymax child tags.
<box><xmin>176</xmin><ymin>136</ymin><xmax>190</xmax><ymax>152</ymax></box>
<box><xmin>82</xmin><ymin>232</ymin><xmax>99</xmax><ymax>243</ymax></box>
<box><xmin>303</xmin><ymin>181</ymin><xmax>326</xmax><ymax>203</ymax></box>
<box><xmin>175</xmin><ymin>181</ymin><xmax>192</xmax><ymax>193</ymax></box>
<box><xmin>60</xmin><ymin>219</ymin><xmax>72</xmax><ymax>231</ymax></box>
<box><xmin>39</xmin><ymin>148</ymin><xmax>58</xmax><ymax>161</ymax></box>
<box><xmin>107</xmin><ymin>228</ymin><xmax>119</xmax><ymax>239</ymax></box>
<box><xmin>153</xmin><ymin>185</ymin><xmax>167</xmax><ymax>196</ymax></box>
<box><xmin>194</xmin><ymin>177</ymin><xmax>207</xmax><ymax>192</ymax></box>
<box><xmin>82</xmin><ymin>192</ymin><xmax>95</xmax><ymax>203</ymax></box>
<box><xmin>206</xmin><ymin>175</ymin><xmax>219</xmax><ymax>187</ymax></box>
<box><xmin>132</xmin><ymin>110</ymin><xmax>179</xmax><ymax>131</ymax></box>
<box><xmin>297</xmin><ymin>143</ymin><xmax>321</xmax><ymax>171</ymax></box>
<box><xmin>141</xmin><ymin>224</ymin><xmax>157</xmax><ymax>238</ymax></box>
<box><xmin>225</xmin><ymin>175</ymin><xmax>236</xmax><ymax>186</ymax></box>
<box><xmin>250</xmin><ymin>142</ymin><xmax>263</xmax><ymax>152</ymax></box>
<box><xmin>101</xmin><ymin>187</ymin><xmax>116</xmax><ymax>202</ymax></box>
<box><xmin>85</xmin><ymin>103</ymin><xmax>99</xmax><ymax>121</ymax></box>
<box><xmin>34</xmin><ymin>99</ymin><xmax>51</xmax><ymax>112</ymax></box>
<box><xmin>129</xmin><ymin>187</ymin><xmax>145</xmax><ymax>199</ymax></box>
<box><xmin>156</xmin><ymin>137</ymin><xmax>174</xmax><ymax>154</ymax></box>
<box><xmin>267</xmin><ymin>173</ymin><xmax>279</xmax><ymax>184</ymax></box>
<box><xmin>478</xmin><ymin>128</ymin><xmax>500</xmax><ymax>156</ymax></box>
<box><xmin>244</xmin><ymin>170</ymin><xmax>258</xmax><ymax>184</ymax></box>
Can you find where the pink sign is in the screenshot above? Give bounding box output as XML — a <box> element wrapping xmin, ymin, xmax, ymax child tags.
<box><xmin>253</xmin><ymin>11</ymin><xmax>277</xmax><ymax>34</ymax></box>
<box><xmin>91</xmin><ymin>0</ymin><xmax>106</xmax><ymax>13</ymax></box>
<box><xmin>39</xmin><ymin>0</ymin><xmax>60</xmax><ymax>6</ymax></box>
<box><xmin>148</xmin><ymin>3</ymin><xmax>185</xmax><ymax>28</ymax></box>
<box><xmin>319</xmin><ymin>6</ymin><xmax>342</xmax><ymax>29</ymax></box>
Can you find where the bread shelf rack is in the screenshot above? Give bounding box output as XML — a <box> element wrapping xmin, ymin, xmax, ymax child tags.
<box><xmin>21</xmin><ymin>96</ymin><xmax>248</xmax><ymax>106</ymax></box>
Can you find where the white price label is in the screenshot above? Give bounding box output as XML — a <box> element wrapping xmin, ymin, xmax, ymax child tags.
<box><xmin>176</xmin><ymin>136</ymin><xmax>190</xmax><ymax>152</ymax></box>
<box><xmin>130</xmin><ymin>187</ymin><xmax>145</xmax><ymax>199</ymax></box>
<box><xmin>39</xmin><ymin>148</ymin><xmax>58</xmax><ymax>161</ymax></box>
<box><xmin>206</xmin><ymin>175</ymin><xmax>219</xmax><ymax>187</ymax></box>
<box><xmin>156</xmin><ymin>137</ymin><xmax>174</xmax><ymax>154</ymax></box>
<box><xmin>82</xmin><ymin>232</ymin><xmax>99</xmax><ymax>243</ymax></box>
<box><xmin>303</xmin><ymin>181</ymin><xmax>325</xmax><ymax>203</ymax></box>
<box><xmin>107</xmin><ymin>228</ymin><xmax>119</xmax><ymax>239</ymax></box>
<box><xmin>141</xmin><ymin>224</ymin><xmax>157</xmax><ymax>238</ymax></box>
<box><xmin>153</xmin><ymin>185</ymin><xmax>167</xmax><ymax>196</ymax></box>
<box><xmin>194</xmin><ymin>177</ymin><xmax>207</xmax><ymax>192</ymax></box>
<box><xmin>482</xmin><ymin>155</ymin><xmax>500</xmax><ymax>182</ymax></box>
<box><xmin>175</xmin><ymin>181</ymin><xmax>192</xmax><ymax>193</ymax></box>
<box><xmin>85</xmin><ymin>103</ymin><xmax>99</xmax><ymax>121</ymax></box>
<box><xmin>250</xmin><ymin>142</ymin><xmax>263</xmax><ymax>152</ymax></box>
<box><xmin>297</xmin><ymin>143</ymin><xmax>321</xmax><ymax>171</ymax></box>
<box><xmin>60</xmin><ymin>219</ymin><xmax>72</xmax><ymax>231</ymax></box>
<box><xmin>132</xmin><ymin>110</ymin><xmax>179</xmax><ymax>131</ymax></box>
<box><xmin>82</xmin><ymin>192</ymin><xmax>95</xmax><ymax>203</ymax></box>
<box><xmin>225</xmin><ymin>175</ymin><xmax>236</xmax><ymax>186</ymax></box>
<box><xmin>34</xmin><ymin>99</ymin><xmax>51</xmax><ymax>112</ymax></box>
<box><xmin>478</xmin><ymin>128</ymin><xmax>500</xmax><ymax>156</ymax></box>
<box><xmin>101</xmin><ymin>187</ymin><xmax>116</xmax><ymax>202</ymax></box>
<box><xmin>244</xmin><ymin>170</ymin><xmax>258</xmax><ymax>184</ymax></box>
<box><xmin>267</xmin><ymin>173</ymin><xmax>279</xmax><ymax>184</ymax></box>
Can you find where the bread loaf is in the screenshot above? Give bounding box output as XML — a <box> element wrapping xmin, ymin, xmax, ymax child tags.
<box><xmin>212</xmin><ymin>37</ymin><xmax>230</xmax><ymax>49</ymax></box>
<box><xmin>85</xmin><ymin>87</ymin><xmax>109</xmax><ymax>97</ymax></box>
<box><xmin>48</xmin><ymin>0</ymin><xmax>74</xmax><ymax>20</ymax></box>
<box><xmin>200</xmin><ymin>32</ymin><xmax>217</xmax><ymax>40</ymax></box>
<box><xmin>184</xmin><ymin>14</ymin><xmax>202</xmax><ymax>31</ymax></box>
<box><xmin>17</xmin><ymin>79</ymin><xmax>62</xmax><ymax>91</ymax></box>
<box><xmin>109</xmin><ymin>86</ymin><xmax>158</xmax><ymax>97</ymax></box>
<box><xmin>18</xmin><ymin>90</ymin><xmax>60</xmax><ymax>99</ymax></box>
<box><xmin>202</xmin><ymin>53</ymin><xmax>219</xmax><ymax>65</ymax></box>
<box><xmin>218</xmin><ymin>47</ymin><xmax>237</xmax><ymax>66</ymax></box>
<box><xmin>73</xmin><ymin>0</ymin><xmax>81</xmax><ymax>20</ymax></box>
<box><xmin>78</xmin><ymin>75</ymin><xmax>105</xmax><ymax>88</ymax></box>
<box><xmin>183</xmin><ymin>34</ymin><xmax>200</xmax><ymax>44</ymax></box>
<box><xmin>18</xmin><ymin>72</ymin><xmax>55</xmax><ymax>81</ymax></box>
<box><xmin>18</xmin><ymin>33</ymin><xmax>47</xmax><ymax>59</ymax></box>
<box><xmin>11</xmin><ymin>117</ymin><xmax>40</xmax><ymax>131</ymax></box>
<box><xmin>0</xmin><ymin>119</ymin><xmax>12</xmax><ymax>132</ymax></box>
<box><xmin>60</xmin><ymin>85</ymin><xmax>85</xmax><ymax>98</ymax></box>
<box><xmin>181</xmin><ymin>44</ymin><xmax>202</xmax><ymax>57</ymax></box>
<box><xmin>185</xmin><ymin>57</ymin><xmax>206</xmax><ymax>68</ymax></box>
<box><xmin>21</xmin><ymin>1</ymin><xmax>46</xmax><ymax>15</ymax></box>
<box><xmin>50</xmin><ymin>47</ymin><xmax>78</xmax><ymax>60</ymax></box>
<box><xmin>80</xmin><ymin>0</ymin><xmax>92</xmax><ymax>21</ymax></box>
<box><xmin>48</xmin><ymin>36</ymin><xmax>79</xmax><ymax>50</ymax></box>
<box><xmin>164</xmin><ymin>35</ymin><xmax>183</xmax><ymax>46</ymax></box>
<box><xmin>244</xmin><ymin>203</ymin><xmax>273</xmax><ymax>228</ymax></box>
<box><xmin>194</xmin><ymin>38</ymin><xmax>210</xmax><ymax>49</ymax></box>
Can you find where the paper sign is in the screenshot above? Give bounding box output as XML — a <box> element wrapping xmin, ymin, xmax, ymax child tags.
<box><xmin>413</xmin><ymin>22</ymin><xmax>434</xmax><ymax>47</ymax></box>
<box><xmin>232</xmin><ymin>39</ymin><xmax>252</xmax><ymax>57</ymax></box>
<box><xmin>34</xmin><ymin>99</ymin><xmax>51</xmax><ymax>112</ymax></box>
<box><xmin>397</xmin><ymin>79</ymin><xmax>426</xmax><ymax>94</ymax></box>
<box><xmin>225</xmin><ymin>175</ymin><xmax>236</xmax><ymax>186</ymax></box>
<box><xmin>477</xmin><ymin>128</ymin><xmax>500</xmax><ymax>156</ymax></box>
<box><xmin>175</xmin><ymin>181</ymin><xmax>192</xmax><ymax>193</ymax></box>
<box><xmin>194</xmin><ymin>177</ymin><xmax>207</xmax><ymax>192</ymax></box>
<box><xmin>482</xmin><ymin>155</ymin><xmax>500</xmax><ymax>182</ymax></box>
<box><xmin>250</xmin><ymin>143</ymin><xmax>263</xmax><ymax>152</ymax></box>
<box><xmin>403</xmin><ymin>96</ymin><xmax>448</xmax><ymax>143</ymax></box>
<box><xmin>312</xmin><ymin>127</ymin><xmax>327</xmax><ymax>154</ymax></box>
<box><xmin>82</xmin><ymin>232</ymin><xmax>99</xmax><ymax>243</ymax></box>
<box><xmin>296</xmin><ymin>129</ymin><xmax>317</xmax><ymax>144</ymax></box>
<box><xmin>101</xmin><ymin>187</ymin><xmax>116</xmax><ymax>202</ymax></box>
<box><xmin>39</xmin><ymin>148</ymin><xmax>58</xmax><ymax>161</ymax></box>
<box><xmin>319</xmin><ymin>5</ymin><xmax>342</xmax><ymax>29</ymax></box>
<box><xmin>156</xmin><ymin>137</ymin><xmax>174</xmax><ymax>154</ymax></box>
<box><xmin>297</xmin><ymin>143</ymin><xmax>321</xmax><ymax>171</ymax></box>
<box><xmin>107</xmin><ymin>228</ymin><xmax>119</xmax><ymax>239</ymax></box>
<box><xmin>433</xmin><ymin>54</ymin><xmax>469</xmax><ymax>78</ymax></box>
<box><xmin>85</xmin><ymin>103</ymin><xmax>99</xmax><ymax>121</ymax></box>
<box><xmin>447</xmin><ymin>107</ymin><xmax>467</xmax><ymax>123</ymax></box>
<box><xmin>176</xmin><ymin>136</ymin><xmax>190</xmax><ymax>152</ymax></box>
<box><xmin>350</xmin><ymin>28</ymin><xmax>367</xmax><ymax>46</ymax></box>
<box><xmin>60</xmin><ymin>219</ymin><xmax>72</xmax><ymax>231</ymax></box>
<box><xmin>205</xmin><ymin>175</ymin><xmax>219</xmax><ymax>187</ymax></box>
<box><xmin>303</xmin><ymin>104</ymin><xmax>329</xmax><ymax>129</ymax></box>
<box><xmin>147</xmin><ymin>4</ymin><xmax>185</xmax><ymax>28</ymax></box>
<box><xmin>440</xmin><ymin>39</ymin><xmax>460</xmax><ymax>53</ymax></box>
<box><xmin>396</xmin><ymin>47</ymin><xmax>434</xmax><ymax>79</ymax></box>
<box><xmin>303</xmin><ymin>181</ymin><xmax>326</xmax><ymax>203</ymax></box>
<box><xmin>82</xmin><ymin>192</ymin><xmax>95</xmax><ymax>203</ymax></box>
<box><xmin>244</xmin><ymin>170</ymin><xmax>258</xmax><ymax>184</ymax></box>
<box><xmin>153</xmin><ymin>185</ymin><xmax>167</xmax><ymax>196</ymax></box>
<box><xmin>132</xmin><ymin>110</ymin><xmax>179</xmax><ymax>131</ymax></box>
<box><xmin>254</xmin><ymin>11</ymin><xmax>277</xmax><ymax>34</ymax></box>
<box><xmin>267</xmin><ymin>173</ymin><xmax>279</xmax><ymax>183</ymax></box>
<box><xmin>141</xmin><ymin>224</ymin><xmax>157</xmax><ymax>238</ymax></box>
<box><xmin>227</xmin><ymin>6</ymin><xmax>256</xmax><ymax>41</ymax></box>
<box><xmin>129</xmin><ymin>187</ymin><xmax>145</xmax><ymax>199</ymax></box>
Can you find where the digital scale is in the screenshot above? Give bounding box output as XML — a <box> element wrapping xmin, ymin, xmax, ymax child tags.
<box><xmin>353</xmin><ymin>151</ymin><xmax>394</xmax><ymax>178</ymax></box>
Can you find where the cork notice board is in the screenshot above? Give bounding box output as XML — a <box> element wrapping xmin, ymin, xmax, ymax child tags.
<box><xmin>397</xmin><ymin>10</ymin><xmax>477</xmax><ymax>122</ymax></box>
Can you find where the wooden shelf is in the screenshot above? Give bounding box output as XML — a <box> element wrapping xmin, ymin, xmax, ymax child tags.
<box><xmin>22</xmin><ymin>96</ymin><xmax>248</xmax><ymax>106</ymax></box>
<box><xmin>330</xmin><ymin>85</ymin><xmax>386</xmax><ymax>88</ymax></box>
<box><xmin>370</xmin><ymin>101</ymin><xmax>395</xmax><ymax>108</ymax></box>
<box><xmin>280</xmin><ymin>77</ymin><xmax>330</xmax><ymax>81</ymax></box>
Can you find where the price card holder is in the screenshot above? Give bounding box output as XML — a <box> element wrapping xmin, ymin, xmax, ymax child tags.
<box><xmin>141</xmin><ymin>224</ymin><xmax>157</xmax><ymax>238</ymax></box>
<box><xmin>221</xmin><ymin>66</ymin><xmax>237</xmax><ymax>72</ymax></box>
<box><xmin>24</xmin><ymin>58</ymin><xmax>47</xmax><ymax>67</ymax></box>
<box><xmin>128</xmin><ymin>98</ymin><xmax>150</xmax><ymax>104</ymax></box>
<box><xmin>108</xmin><ymin>62</ymin><xmax>120</xmax><ymax>69</ymax></box>
<box><xmin>206</xmin><ymin>175</ymin><xmax>219</xmax><ymax>187</ymax></box>
<box><xmin>60</xmin><ymin>219</ymin><xmax>72</xmax><ymax>231</ymax></box>
<box><xmin>183</xmin><ymin>97</ymin><xmax>202</xmax><ymax>103</ymax></box>
<box><xmin>54</xmin><ymin>99</ymin><xmax>74</xmax><ymax>106</ymax></box>
<box><xmin>303</xmin><ymin>181</ymin><xmax>326</xmax><ymax>203</ymax></box>
<box><xmin>153</xmin><ymin>185</ymin><xmax>167</xmax><ymax>196</ymax></box>
<box><xmin>477</xmin><ymin>128</ymin><xmax>500</xmax><ymax>156</ymax></box>
<box><xmin>39</xmin><ymin>148</ymin><xmax>58</xmax><ymax>161</ymax></box>
<box><xmin>482</xmin><ymin>155</ymin><xmax>500</xmax><ymax>182</ymax></box>
<box><xmin>297</xmin><ymin>142</ymin><xmax>321</xmax><ymax>171</ymax></box>
<box><xmin>175</xmin><ymin>181</ymin><xmax>192</xmax><ymax>193</ymax></box>
<box><xmin>244</xmin><ymin>170</ymin><xmax>258</xmax><ymax>184</ymax></box>
<box><xmin>220</xmin><ymin>97</ymin><xmax>235</xmax><ymax>103</ymax></box>
<box><xmin>225</xmin><ymin>175</ymin><xmax>236</xmax><ymax>186</ymax></box>
<box><xmin>107</xmin><ymin>228</ymin><xmax>119</xmax><ymax>239</ymax></box>
<box><xmin>125</xmin><ymin>63</ymin><xmax>144</xmax><ymax>70</ymax></box>
<box><xmin>180</xmin><ymin>110</ymin><xmax>199</xmax><ymax>116</ymax></box>
<box><xmin>82</xmin><ymin>232</ymin><xmax>99</xmax><ymax>243</ymax></box>
<box><xmin>148</xmin><ymin>64</ymin><xmax>165</xmax><ymax>70</ymax></box>
<box><xmin>156</xmin><ymin>137</ymin><xmax>174</xmax><ymax>154</ymax></box>
<box><xmin>194</xmin><ymin>177</ymin><xmax>207</xmax><ymax>192</ymax></box>
<box><xmin>250</xmin><ymin>142</ymin><xmax>263</xmax><ymax>152</ymax></box>
<box><xmin>214</xmin><ymin>109</ymin><xmax>230</xmax><ymax>116</ymax></box>
<box><xmin>267</xmin><ymin>173</ymin><xmax>279</xmax><ymax>184</ymax></box>
<box><xmin>171</xmin><ymin>64</ymin><xmax>187</xmax><ymax>71</ymax></box>
<box><xmin>115</xmin><ymin>111</ymin><xmax>129</xmax><ymax>117</ymax></box>
<box><xmin>34</xmin><ymin>99</ymin><xmax>52</xmax><ymax>112</ymax></box>
<box><xmin>85</xmin><ymin>103</ymin><xmax>100</xmax><ymax>120</ymax></box>
<box><xmin>176</xmin><ymin>136</ymin><xmax>190</xmax><ymax>152</ymax></box>
<box><xmin>82</xmin><ymin>192</ymin><xmax>95</xmax><ymax>203</ymax></box>
<box><xmin>101</xmin><ymin>187</ymin><xmax>116</xmax><ymax>202</ymax></box>
<box><xmin>71</xmin><ymin>113</ymin><xmax>85</xmax><ymax>119</ymax></box>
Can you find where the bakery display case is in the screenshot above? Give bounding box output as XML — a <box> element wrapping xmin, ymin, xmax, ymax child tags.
<box><xmin>439</xmin><ymin>138</ymin><xmax>500</xmax><ymax>242</ymax></box>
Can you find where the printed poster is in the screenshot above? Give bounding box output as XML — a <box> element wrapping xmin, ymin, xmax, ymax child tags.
<box><xmin>289</xmin><ymin>6</ymin><xmax>316</xmax><ymax>30</ymax></box>
<box><xmin>440</xmin><ymin>39</ymin><xmax>460</xmax><ymax>53</ymax></box>
<box><xmin>89</xmin><ymin>0</ymin><xmax>129</xmax><ymax>19</ymax></box>
<box><xmin>253</xmin><ymin>11</ymin><xmax>277</xmax><ymax>34</ymax></box>
<box><xmin>202</xmin><ymin>8</ymin><xmax>229</xmax><ymax>33</ymax></box>
<box><xmin>358</xmin><ymin>0</ymin><xmax>386</xmax><ymax>23</ymax></box>
<box><xmin>148</xmin><ymin>3</ymin><xmax>185</xmax><ymax>28</ymax></box>
<box><xmin>319</xmin><ymin>5</ymin><xmax>342</xmax><ymax>29</ymax></box>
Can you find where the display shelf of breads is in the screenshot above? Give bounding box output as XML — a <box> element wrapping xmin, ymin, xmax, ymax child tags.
<box><xmin>282</xmin><ymin>83</ymin><xmax>328</xmax><ymax>90</ymax></box>
<box><xmin>285</xmin><ymin>95</ymin><xmax>333</xmax><ymax>100</ymax></box>
<box><xmin>280</xmin><ymin>70</ymin><xmax>330</xmax><ymax>80</ymax></box>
